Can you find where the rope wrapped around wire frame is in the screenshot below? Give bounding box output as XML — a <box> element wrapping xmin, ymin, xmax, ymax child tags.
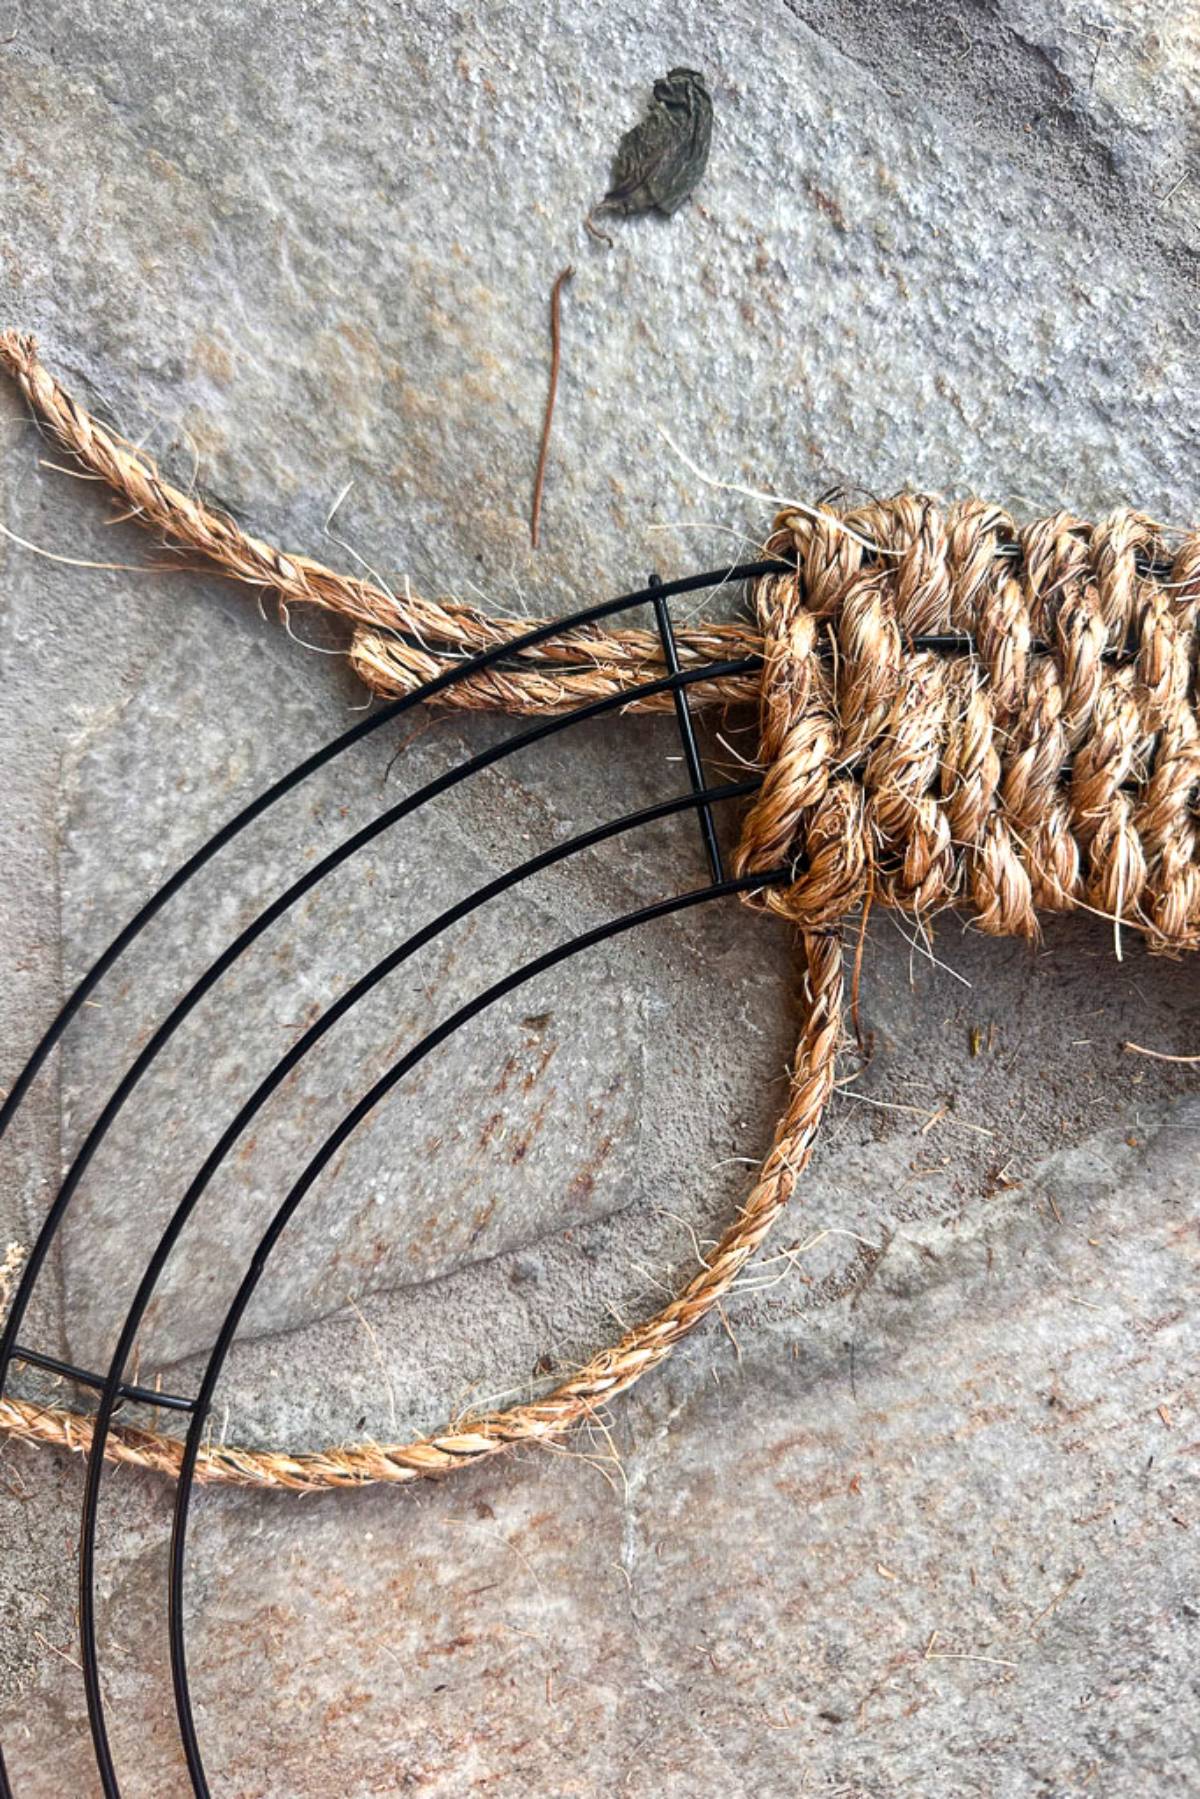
<box><xmin>0</xmin><ymin>331</ymin><xmax>1198</xmax><ymax>1492</ymax></box>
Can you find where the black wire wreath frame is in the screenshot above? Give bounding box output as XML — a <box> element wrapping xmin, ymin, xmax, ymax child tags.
<box><xmin>0</xmin><ymin>559</ymin><xmax>819</xmax><ymax>1796</ymax></box>
<box><xmin>7</xmin><ymin>512</ymin><xmax>1172</xmax><ymax>1795</ymax></box>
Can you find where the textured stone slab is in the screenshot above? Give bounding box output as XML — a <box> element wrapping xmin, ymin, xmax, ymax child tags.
<box><xmin>3</xmin><ymin>1095</ymin><xmax>1197</xmax><ymax>1796</ymax></box>
<box><xmin>3</xmin><ymin>0</ymin><xmax>1200</xmax><ymax>1791</ymax></box>
<box><xmin>0</xmin><ymin>0</ymin><xmax>1198</xmax><ymax>633</ymax></box>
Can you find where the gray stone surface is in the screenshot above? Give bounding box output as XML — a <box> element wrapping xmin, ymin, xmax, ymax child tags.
<box><xmin>1</xmin><ymin>2</ymin><xmax>1199</xmax><ymax>1795</ymax></box>
<box><xmin>4</xmin><ymin>1096</ymin><xmax>1199</xmax><ymax>1796</ymax></box>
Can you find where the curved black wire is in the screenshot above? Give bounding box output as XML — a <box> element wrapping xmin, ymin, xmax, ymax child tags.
<box><xmin>0</xmin><ymin>515</ymin><xmax>1188</xmax><ymax>1799</ymax></box>
<box><xmin>3</xmin><ymin>655</ymin><xmax>753</xmax><ymax>1434</ymax></box>
<box><xmin>166</xmin><ymin>867</ymin><xmax>782</xmax><ymax>1795</ymax></box>
<box><xmin>0</xmin><ymin>557</ymin><xmax>785</xmax><ymax>1154</ymax></box>
<box><xmin>75</xmin><ymin>772</ymin><xmax>761</xmax><ymax>1790</ymax></box>
<box><xmin>56</xmin><ymin>655</ymin><xmax>751</xmax><ymax>1794</ymax></box>
<box><xmin>0</xmin><ymin>562</ymin><xmax>791</xmax><ymax>1799</ymax></box>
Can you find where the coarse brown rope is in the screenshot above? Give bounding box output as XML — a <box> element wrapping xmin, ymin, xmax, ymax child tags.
<box><xmin>1</xmin><ymin>333</ymin><xmax>1198</xmax><ymax>1490</ymax></box>
<box><xmin>736</xmin><ymin>497</ymin><xmax>1200</xmax><ymax>955</ymax></box>
<box><xmin>0</xmin><ymin>330</ymin><xmax>759</xmax><ymax>715</ymax></box>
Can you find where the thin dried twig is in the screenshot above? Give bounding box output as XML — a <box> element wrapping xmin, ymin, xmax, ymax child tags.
<box><xmin>530</xmin><ymin>265</ymin><xmax>574</xmax><ymax>549</ymax></box>
<box><xmin>1124</xmin><ymin>1040</ymin><xmax>1200</xmax><ymax>1064</ymax></box>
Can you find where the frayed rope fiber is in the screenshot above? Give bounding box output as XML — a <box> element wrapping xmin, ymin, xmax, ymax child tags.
<box><xmin>1</xmin><ymin>330</ymin><xmax>1198</xmax><ymax>1490</ymax></box>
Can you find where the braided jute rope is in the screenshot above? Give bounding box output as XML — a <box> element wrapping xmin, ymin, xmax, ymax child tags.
<box><xmin>1</xmin><ymin>331</ymin><xmax>1198</xmax><ymax>1491</ymax></box>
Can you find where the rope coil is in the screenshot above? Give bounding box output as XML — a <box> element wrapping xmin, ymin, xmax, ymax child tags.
<box><xmin>1</xmin><ymin>333</ymin><xmax>1197</xmax><ymax>1490</ymax></box>
<box><xmin>736</xmin><ymin>498</ymin><xmax>1200</xmax><ymax>954</ymax></box>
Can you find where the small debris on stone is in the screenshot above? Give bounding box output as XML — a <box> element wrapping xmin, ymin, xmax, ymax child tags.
<box><xmin>586</xmin><ymin>67</ymin><xmax>713</xmax><ymax>245</ymax></box>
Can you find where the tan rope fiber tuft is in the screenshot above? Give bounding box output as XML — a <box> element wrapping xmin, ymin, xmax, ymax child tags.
<box><xmin>1</xmin><ymin>333</ymin><xmax>1198</xmax><ymax>1490</ymax></box>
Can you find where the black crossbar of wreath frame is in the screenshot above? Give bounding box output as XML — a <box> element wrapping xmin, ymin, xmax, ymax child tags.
<box><xmin>0</xmin><ymin>553</ymin><xmax>1102</xmax><ymax>1795</ymax></box>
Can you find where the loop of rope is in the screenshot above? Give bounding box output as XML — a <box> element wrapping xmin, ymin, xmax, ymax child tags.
<box><xmin>1</xmin><ymin>334</ymin><xmax>1197</xmax><ymax>1489</ymax></box>
<box><xmin>1</xmin><ymin>930</ymin><xmax>844</xmax><ymax>1489</ymax></box>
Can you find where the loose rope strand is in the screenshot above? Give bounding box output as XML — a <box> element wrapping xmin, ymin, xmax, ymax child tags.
<box><xmin>0</xmin><ymin>330</ymin><xmax>759</xmax><ymax>715</ymax></box>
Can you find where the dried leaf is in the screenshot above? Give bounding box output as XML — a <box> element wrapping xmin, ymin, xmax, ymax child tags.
<box><xmin>588</xmin><ymin>68</ymin><xmax>712</xmax><ymax>240</ymax></box>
